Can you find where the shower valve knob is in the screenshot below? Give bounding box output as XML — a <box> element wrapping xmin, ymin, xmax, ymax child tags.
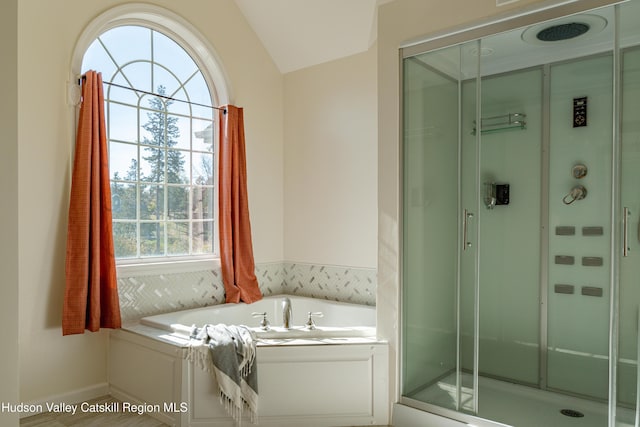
<box><xmin>571</xmin><ymin>164</ymin><xmax>588</xmax><ymax>179</ymax></box>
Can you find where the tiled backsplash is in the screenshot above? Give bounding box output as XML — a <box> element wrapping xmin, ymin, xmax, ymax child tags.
<box><xmin>118</xmin><ymin>262</ymin><xmax>376</xmax><ymax>322</ymax></box>
<box><xmin>282</xmin><ymin>263</ymin><xmax>376</xmax><ymax>305</ymax></box>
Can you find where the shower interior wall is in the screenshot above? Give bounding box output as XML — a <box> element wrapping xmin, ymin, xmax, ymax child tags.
<box><xmin>546</xmin><ymin>54</ymin><xmax>613</xmax><ymax>400</ymax></box>
<box><xmin>403</xmin><ymin>2</ymin><xmax>640</xmax><ymax>416</ymax></box>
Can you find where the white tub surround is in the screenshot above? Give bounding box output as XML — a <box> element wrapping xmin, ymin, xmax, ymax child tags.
<box><xmin>109</xmin><ymin>296</ymin><xmax>389</xmax><ymax>426</ymax></box>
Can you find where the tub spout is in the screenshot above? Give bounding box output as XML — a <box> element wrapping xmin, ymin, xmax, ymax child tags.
<box><xmin>282</xmin><ymin>297</ymin><xmax>292</xmax><ymax>329</ymax></box>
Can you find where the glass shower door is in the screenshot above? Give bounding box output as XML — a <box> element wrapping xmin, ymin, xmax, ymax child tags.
<box><xmin>617</xmin><ymin>2</ymin><xmax>640</xmax><ymax>423</ymax></box>
<box><xmin>618</xmin><ymin>47</ymin><xmax>640</xmax><ymax>425</ymax></box>
<box><xmin>401</xmin><ymin>40</ymin><xmax>480</xmax><ymax>415</ymax></box>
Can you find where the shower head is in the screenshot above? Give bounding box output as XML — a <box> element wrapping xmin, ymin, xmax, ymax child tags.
<box><xmin>536</xmin><ymin>22</ymin><xmax>590</xmax><ymax>42</ymax></box>
<box><xmin>521</xmin><ymin>14</ymin><xmax>607</xmax><ymax>45</ymax></box>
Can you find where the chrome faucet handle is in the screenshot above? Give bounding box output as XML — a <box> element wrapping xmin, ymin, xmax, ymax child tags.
<box><xmin>562</xmin><ymin>185</ymin><xmax>587</xmax><ymax>205</ymax></box>
<box><xmin>251</xmin><ymin>312</ymin><xmax>270</xmax><ymax>330</ymax></box>
<box><xmin>305</xmin><ymin>312</ymin><xmax>324</xmax><ymax>330</ymax></box>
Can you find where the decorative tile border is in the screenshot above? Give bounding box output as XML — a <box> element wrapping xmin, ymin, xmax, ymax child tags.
<box><xmin>282</xmin><ymin>262</ymin><xmax>376</xmax><ymax>306</ymax></box>
<box><xmin>118</xmin><ymin>261</ymin><xmax>375</xmax><ymax>322</ymax></box>
<box><xmin>118</xmin><ymin>269</ymin><xmax>224</xmax><ymax>323</ymax></box>
<box><xmin>255</xmin><ymin>262</ymin><xmax>286</xmax><ymax>297</ymax></box>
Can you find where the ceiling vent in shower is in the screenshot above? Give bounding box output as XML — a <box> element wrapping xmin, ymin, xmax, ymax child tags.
<box><xmin>521</xmin><ymin>14</ymin><xmax>607</xmax><ymax>45</ymax></box>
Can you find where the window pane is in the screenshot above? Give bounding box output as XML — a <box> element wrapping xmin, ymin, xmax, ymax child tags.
<box><xmin>169</xmin><ymin>115</ymin><xmax>190</xmax><ymax>150</ymax></box>
<box><xmin>167</xmin><ymin>149</ymin><xmax>189</xmax><ymax>184</ymax></box>
<box><xmin>100</xmin><ymin>26</ymin><xmax>151</xmax><ymax>67</ymax></box>
<box><xmin>192</xmin><ymin>152</ymin><xmax>214</xmax><ymax>185</ymax></box>
<box><xmin>193</xmin><ymin>106</ymin><xmax>214</xmax><ymax>123</ymax></box>
<box><xmin>167</xmin><ymin>222</ymin><xmax>189</xmax><ymax>255</ymax></box>
<box><xmin>109</xmin><ymin>141</ymin><xmax>138</xmax><ymax>181</ymax></box>
<box><xmin>108</xmin><ymin>103</ymin><xmax>138</xmax><ymax>142</ymax></box>
<box><xmin>140</xmin><ymin>147</ymin><xmax>165</xmax><ymax>182</ymax></box>
<box><xmin>140</xmin><ymin>222</ymin><xmax>164</xmax><ymax>256</ymax></box>
<box><xmin>167</xmin><ymin>91</ymin><xmax>191</xmax><ymax>116</ymax></box>
<box><xmin>153</xmin><ymin>64</ymin><xmax>182</xmax><ymax>104</ymax></box>
<box><xmin>140</xmin><ymin>184</ymin><xmax>164</xmax><ymax>220</ymax></box>
<box><xmin>111</xmin><ymin>182</ymin><xmax>137</xmax><ymax>220</ymax></box>
<box><xmin>185</xmin><ymin>72</ymin><xmax>213</xmax><ymax>117</ymax></box>
<box><xmin>192</xmin><ymin>186</ymin><xmax>214</xmax><ymax>220</ymax></box>
<box><xmin>153</xmin><ymin>30</ymin><xmax>198</xmax><ymax>83</ymax></box>
<box><xmin>193</xmin><ymin>119</ymin><xmax>214</xmax><ymax>152</ymax></box>
<box><xmin>82</xmin><ymin>39</ymin><xmax>118</xmax><ymax>83</ymax></box>
<box><xmin>192</xmin><ymin>221</ymin><xmax>214</xmax><ymax>254</ymax></box>
<box><xmin>140</xmin><ymin>96</ymin><xmax>171</xmax><ymax>146</ymax></box>
<box><xmin>168</xmin><ymin>186</ymin><xmax>189</xmax><ymax>219</ymax></box>
<box><xmin>119</xmin><ymin>61</ymin><xmax>153</xmax><ymax>95</ymax></box>
<box><xmin>113</xmin><ymin>222</ymin><xmax>137</xmax><ymax>258</ymax></box>
<box><xmin>105</xmin><ymin>81</ymin><xmax>139</xmax><ymax>106</ymax></box>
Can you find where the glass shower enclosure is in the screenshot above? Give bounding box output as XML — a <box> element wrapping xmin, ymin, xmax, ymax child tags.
<box><xmin>400</xmin><ymin>1</ymin><xmax>640</xmax><ymax>426</ymax></box>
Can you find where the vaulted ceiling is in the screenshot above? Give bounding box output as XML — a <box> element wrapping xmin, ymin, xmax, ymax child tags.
<box><xmin>233</xmin><ymin>0</ymin><xmax>392</xmax><ymax>73</ymax></box>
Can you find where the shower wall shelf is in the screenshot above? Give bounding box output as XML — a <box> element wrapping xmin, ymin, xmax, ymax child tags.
<box><xmin>472</xmin><ymin>113</ymin><xmax>527</xmax><ymax>134</ymax></box>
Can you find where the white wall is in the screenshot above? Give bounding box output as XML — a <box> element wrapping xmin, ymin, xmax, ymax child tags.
<box><xmin>17</xmin><ymin>0</ymin><xmax>283</xmax><ymax>404</ymax></box>
<box><xmin>284</xmin><ymin>48</ymin><xmax>377</xmax><ymax>268</ymax></box>
<box><xmin>0</xmin><ymin>0</ymin><xmax>20</xmax><ymax>425</ymax></box>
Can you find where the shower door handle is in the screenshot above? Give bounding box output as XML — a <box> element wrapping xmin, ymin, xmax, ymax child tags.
<box><xmin>624</xmin><ymin>207</ymin><xmax>630</xmax><ymax>257</ymax></box>
<box><xmin>463</xmin><ymin>209</ymin><xmax>473</xmax><ymax>251</ymax></box>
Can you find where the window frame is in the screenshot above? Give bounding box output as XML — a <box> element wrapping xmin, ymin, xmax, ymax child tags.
<box><xmin>71</xmin><ymin>4</ymin><xmax>231</xmax><ymax>275</ymax></box>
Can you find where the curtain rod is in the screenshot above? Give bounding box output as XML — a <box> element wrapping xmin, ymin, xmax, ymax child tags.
<box><xmin>78</xmin><ymin>74</ymin><xmax>226</xmax><ymax>113</ymax></box>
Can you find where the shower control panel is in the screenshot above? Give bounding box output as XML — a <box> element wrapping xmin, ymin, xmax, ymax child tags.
<box><xmin>495</xmin><ymin>184</ymin><xmax>509</xmax><ymax>205</ymax></box>
<box><xmin>483</xmin><ymin>183</ymin><xmax>509</xmax><ymax>209</ymax></box>
<box><xmin>573</xmin><ymin>96</ymin><xmax>588</xmax><ymax>128</ymax></box>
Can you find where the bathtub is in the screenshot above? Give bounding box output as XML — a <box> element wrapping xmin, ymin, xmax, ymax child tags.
<box><xmin>108</xmin><ymin>295</ymin><xmax>389</xmax><ymax>427</ymax></box>
<box><xmin>139</xmin><ymin>294</ymin><xmax>377</xmax><ymax>340</ymax></box>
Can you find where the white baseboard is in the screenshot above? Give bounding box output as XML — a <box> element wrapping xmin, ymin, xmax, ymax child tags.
<box><xmin>20</xmin><ymin>383</ymin><xmax>109</xmax><ymax>419</ymax></box>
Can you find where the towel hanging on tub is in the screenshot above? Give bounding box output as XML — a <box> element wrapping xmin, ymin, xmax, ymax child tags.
<box><xmin>187</xmin><ymin>324</ymin><xmax>258</xmax><ymax>425</ymax></box>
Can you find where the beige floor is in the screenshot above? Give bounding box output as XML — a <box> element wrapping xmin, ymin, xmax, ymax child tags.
<box><xmin>20</xmin><ymin>396</ymin><xmax>168</xmax><ymax>427</ymax></box>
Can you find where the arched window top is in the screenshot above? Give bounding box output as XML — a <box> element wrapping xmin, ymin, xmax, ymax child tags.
<box><xmin>71</xmin><ymin>3</ymin><xmax>231</xmax><ymax>106</ymax></box>
<box><xmin>81</xmin><ymin>25</ymin><xmax>214</xmax><ymax>119</ymax></box>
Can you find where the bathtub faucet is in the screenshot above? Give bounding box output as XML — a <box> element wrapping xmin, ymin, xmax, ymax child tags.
<box><xmin>282</xmin><ymin>297</ymin><xmax>292</xmax><ymax>329</ymax></box>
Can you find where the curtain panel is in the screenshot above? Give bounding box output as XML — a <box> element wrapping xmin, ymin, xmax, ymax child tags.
<box><xmin>63</xmin><ymin>71</ymin><xmax>121</xmax><ymax>335</ymax></box>
<box><xmin>218</xmin><ymin>105</ymin><xmax>262</xmax><ymax>303</ymax></box>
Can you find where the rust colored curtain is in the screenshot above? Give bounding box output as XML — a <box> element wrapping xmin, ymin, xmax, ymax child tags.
<box><xmin>218</xmin><ymin>105</ymin><xmax>262</xmax><ymax>303</ymax></box>
<box><xmin>63</xmin><ymin>71</ymin><xmax>121</xmax><ymax>335</ymax></box>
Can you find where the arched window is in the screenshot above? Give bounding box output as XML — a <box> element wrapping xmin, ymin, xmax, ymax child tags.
<box><xmin>81</xmin><ymin>25</ymin><xmax>217</xmax><ymax>261</ymax></box>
